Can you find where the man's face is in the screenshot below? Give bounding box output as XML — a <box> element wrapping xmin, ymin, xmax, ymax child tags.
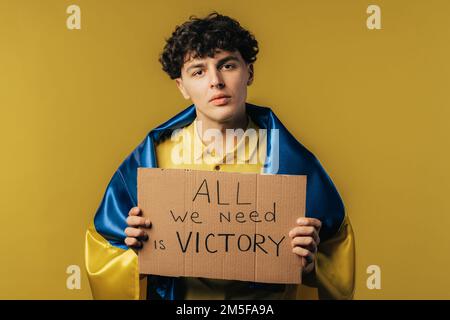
<box><xmin>175</xmin><ymin>49</ymin><xmax>254</xmax><ymax>124</ymax></box>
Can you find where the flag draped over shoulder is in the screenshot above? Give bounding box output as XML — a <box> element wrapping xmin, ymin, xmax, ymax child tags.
<box><xmin>85</xmin><ymin>103</ymin><xmax>355</xmax><ymax>300</ymax></box>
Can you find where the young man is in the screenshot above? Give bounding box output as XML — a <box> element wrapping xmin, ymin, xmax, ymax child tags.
<box><xmin>85</xmin><ymin>12</ymin><xmax>355</xmax><ymax>300</ymax></box>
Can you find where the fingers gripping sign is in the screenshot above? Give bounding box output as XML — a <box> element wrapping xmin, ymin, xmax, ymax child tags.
<box><xmin>289</xmin><ymin>217</ymin><xmax>322</xmax><ymax>274</ymax></box>
<box><xmin>125</xmin><ymin>207</ymin><xmax>151</xmax><ymax>250</ymax></box>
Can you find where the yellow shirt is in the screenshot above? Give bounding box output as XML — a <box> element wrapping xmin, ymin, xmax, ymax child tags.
<box><xmin>155</xmin><ymin>116</ymin><xmax>317</xmax><ymax>299</ymax></box>
<box><xmin>156</xmin><ymin>115</ymin><xmax>265</xmax><ymax>173</ymax></box>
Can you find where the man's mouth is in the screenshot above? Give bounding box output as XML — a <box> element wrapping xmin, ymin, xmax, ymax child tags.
<box><xmin>210</xmin><ymin>95</ymin><xmax>231</xmax><ymax>106</ymax></box>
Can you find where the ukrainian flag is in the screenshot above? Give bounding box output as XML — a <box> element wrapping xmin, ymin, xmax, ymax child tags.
<box><xmin>85</xmin><ymin>103</ymin><xmax>355</xmax><ymax>300</ymax></box>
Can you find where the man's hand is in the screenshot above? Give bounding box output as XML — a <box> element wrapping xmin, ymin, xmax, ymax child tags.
<box><xmin>289</xmin><ymin>217</ymin><xmax>322</xmax><ymax>274</ymax></box>
<box><xmin>124</xmin><ymin>207</ymin><xmax>151</xmax><ymax>250</ymax></box>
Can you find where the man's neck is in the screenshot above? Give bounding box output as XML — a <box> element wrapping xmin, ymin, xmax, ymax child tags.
<box><xmin>195</xmin><ymin>110</ymin><xmax>249</xmax><ymax>147</ymax></box>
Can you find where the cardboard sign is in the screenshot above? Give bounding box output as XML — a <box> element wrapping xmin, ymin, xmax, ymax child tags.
<box><xmin>137</xmin><ymin>168</ymin><xmax>306</xmax><ymax>284</ymax></box>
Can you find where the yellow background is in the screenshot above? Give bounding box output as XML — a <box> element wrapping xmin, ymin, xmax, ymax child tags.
<box><xmin>0</xmin><ymin>0</ymin><xmax>449</xmax><ymax>299</ymax></box>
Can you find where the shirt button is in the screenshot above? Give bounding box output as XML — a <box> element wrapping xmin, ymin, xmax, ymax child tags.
<box><xmin>214</xmin><ymin>165</ymin><xmax>220</xmax><ymax>171</ymax></box>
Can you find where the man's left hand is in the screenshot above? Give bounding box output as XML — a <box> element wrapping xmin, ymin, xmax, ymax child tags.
<box><xmin>289</xmin><ymin>217</ymin><xmax>322</xmax><ymax>274</ymax></box>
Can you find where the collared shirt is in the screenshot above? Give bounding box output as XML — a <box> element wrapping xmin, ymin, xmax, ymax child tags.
<box><xmin>156</xmin><ymin>115</ymin><xmax>266</xmax><ymax>173</ymax></box>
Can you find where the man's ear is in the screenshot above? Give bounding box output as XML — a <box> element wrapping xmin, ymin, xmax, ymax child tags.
<box><xmin>175</xmin><ymin>78</ymin><xmax>190</xmax><ymax>99</ymax></box>
<box><xmin>247</xmin><ymin>63</ymin><xmax>254</xmax><ymax>86</ymax></box>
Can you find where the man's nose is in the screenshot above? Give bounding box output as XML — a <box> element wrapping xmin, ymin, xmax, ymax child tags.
<box><xmin>209</xmin><ymin>69</ymin><xmax>225</xmax><ymax>89</ymax></box>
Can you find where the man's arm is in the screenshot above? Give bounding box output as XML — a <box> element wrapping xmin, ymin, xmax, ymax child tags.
<box><xmin>289</xmin><ymin>215</ymin><xmax>355</xmax><ymax>299</ymax></box>
<box><xmin>85</xmin><ymin>170</ymin><xmax>144</xmax><ymax>300</ymax></box>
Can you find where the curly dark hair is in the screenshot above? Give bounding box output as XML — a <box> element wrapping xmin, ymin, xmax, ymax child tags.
<box><xmin>159</xmin><ymin>12</ymin><xmax>259</xmax><ymax>79</ymax></box>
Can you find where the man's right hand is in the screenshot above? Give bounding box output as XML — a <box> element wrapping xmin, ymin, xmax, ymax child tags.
<box><xmin>124</xmin><ymin>207</ymin><xmax>151</xmax><ymax>250</ymax></box>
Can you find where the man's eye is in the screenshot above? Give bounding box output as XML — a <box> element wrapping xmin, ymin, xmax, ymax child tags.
<box><xmin>222</xmin><ymin>64</ymin><xmax>235</xmax><ymax>70</ymax></box>
<box><xmin>193</xmin><ymin>70</ymin><xmax>203</xmax><ymax>76</ymax></box>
